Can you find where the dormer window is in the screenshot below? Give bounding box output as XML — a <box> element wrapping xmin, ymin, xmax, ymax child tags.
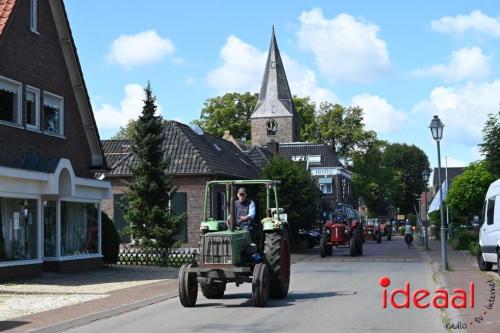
<box><xmin>30</xmin><ymin>0</ymin><xmax>38</xmax><ymax>33</ymax></box>
<box><xmin>271</xmin><ymin>60</ymin><xmax>276</xmax><ymax>69</ymax></box>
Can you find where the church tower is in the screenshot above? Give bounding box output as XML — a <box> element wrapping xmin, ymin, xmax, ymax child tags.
<box><xmin>251</xmin><ymin>28</ymin><xmax>299</xmax><ymax>146</ymax></box>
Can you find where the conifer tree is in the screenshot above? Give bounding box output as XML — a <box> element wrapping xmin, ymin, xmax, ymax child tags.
<box><xmin>123</xmin><ymin>83</ymin><xmax>183</xmax><ymax>248</ymax></box>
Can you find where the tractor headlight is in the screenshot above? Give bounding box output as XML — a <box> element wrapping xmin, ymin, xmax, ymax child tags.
<box><xmin>325</xmin><ymin>228</ymin><xmax>331</xmax><ymax>234</ymax></box>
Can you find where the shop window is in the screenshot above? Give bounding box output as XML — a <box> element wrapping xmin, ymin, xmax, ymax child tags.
<box><xmin>0</xmin><ymin>198</ymin><xmax>38</xmax><ymax>261</ymax></box>
<box><xmin>43</xmin><ymin>201</ymin><xmax>57</xmax><ymax>257</ymax></box>
<box><xmin>61</xmin><ymin>202</ymin><xmax>98</xmax><ymax>256</ymax></box>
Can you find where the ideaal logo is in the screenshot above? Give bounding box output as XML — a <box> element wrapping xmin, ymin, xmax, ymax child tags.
<box><xmin>379</xmin><ymin>276</ymin><xmax>496</xmax><ymax>330</ymax></box>
<box><xmin>379</xmin><ymin>276</ymin><xmax>474</xmax><ymax>309</ymax></box>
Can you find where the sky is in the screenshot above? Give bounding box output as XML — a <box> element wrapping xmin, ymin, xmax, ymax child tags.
<box><xmin>65</xmin><ymin>0</ymin><xmax>500</xmax><ymax>168</ymax></box>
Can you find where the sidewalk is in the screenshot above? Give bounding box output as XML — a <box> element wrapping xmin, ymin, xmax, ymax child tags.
<box><xmin>0</xmin><ymin>266</ymin><xmax>179</xmax><ymax>333</ymax></box>
<box><xmin>425</xmin><ymin>239</ymin><xmax>500</xmax><ymax>333</ymax></box>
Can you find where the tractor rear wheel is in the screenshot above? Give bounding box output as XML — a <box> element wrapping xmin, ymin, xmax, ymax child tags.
<box><xmin>264</xmin><ymin>230</ymin><xmax>291</xmax><ymax>299</ymax></box>
<box><xmin>200</xmin><ymin>281</ymin><xmax>226</xmax><ymax>299</ymax></box>
<box><xmin>349</xmin><ymin>237</ymin><xmax>357</xmax><ymax>257</ymax></box>
<box><xmin>320</xmin><ymin>237</ymin><xmax>327</xmax><ymax>258</ymax></box>
<box><xmin>178</xmin><ymin>264</ymin><xmax>198</xmax><ymax>307</ymax></box>
<box><xmin>252</xmin><ymin>263</ymin><xmax>269</xmax><ymax>307</ymax></box>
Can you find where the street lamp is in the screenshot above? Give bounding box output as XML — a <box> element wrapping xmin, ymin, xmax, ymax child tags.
<box><xmin>422</xmin><ymin>169</ymin><xmax>431</xmax><ymax>250</ymax></box>
<box><xmin>429</xmin><ymin>115</ymin><xmax>448</xmax><ymax>270</ymax></box>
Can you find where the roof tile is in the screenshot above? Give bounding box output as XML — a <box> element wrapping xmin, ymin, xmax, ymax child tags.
<box><xmin>103</xmin><ymin>121</ymin><xmax>261</xmax><ymax>179</ymax></box>
<box><xmin>0</xmin><ymin>0</ymin><xmax>16</xmax><ymax>37</ymax></box>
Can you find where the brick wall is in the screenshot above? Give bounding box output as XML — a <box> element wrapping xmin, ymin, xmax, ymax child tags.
<box><xmin>0</xmin><ymin>0</ymin><xmax>93</xmax><ymax>178</ymax></box>
<box><xmin>104</xmin><ymin>175</ymin><xmax>210</xmax><ymax>248</ymax></box>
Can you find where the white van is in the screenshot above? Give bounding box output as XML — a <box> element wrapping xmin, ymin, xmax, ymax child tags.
<box><xmin>478</xmin><ymin>179</ymin><xmax>500</xmax><ymax>275</ymax></box>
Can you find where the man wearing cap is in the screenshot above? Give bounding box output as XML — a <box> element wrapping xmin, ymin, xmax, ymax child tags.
<box><xmin>235</xmin><ymin>187</ymin><xmax>256</xmax><ymax>238</ymax></box>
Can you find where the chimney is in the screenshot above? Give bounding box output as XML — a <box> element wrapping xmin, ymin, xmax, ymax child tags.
<box><xmin>266</xmin><ymin>140</ymin><xmax>279</xmax><ymax>156</ymax></box>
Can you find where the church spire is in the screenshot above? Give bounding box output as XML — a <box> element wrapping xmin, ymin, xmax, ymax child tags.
<box><xmin>251</xmin><ymin>27</ymin><xmax>296</xmax><ymax>119</ymax></box>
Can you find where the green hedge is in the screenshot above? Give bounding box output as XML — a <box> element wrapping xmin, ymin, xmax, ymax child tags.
<box><xmin>102</xmin><ymin>212</ymin><xmax>120</xmax><ymax>264</ymax></box>
<box><xmin>450</xmin><ymin>229</ymin><xmax>478</xmax><ymax>251</ymax></box>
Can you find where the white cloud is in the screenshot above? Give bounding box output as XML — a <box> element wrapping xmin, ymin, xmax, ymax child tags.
<box><xmin>94</xmin><ymin>84</ymin><xmax>162</xmax><ymax>131</ymax></box>
<box><xmin>412</xmin><ymin>80</ymin><xmax>500</xmax><ymax>145</ymax></box>
<box><xmin>442</xmin><ymin>157</ymin><xmax>467</xmax><ymax>167</ymax></box>
<box><xmin>107</xmin><ymin>30</ymin><xmax>176</xmax><ymax>68</ymax></box>
<box><xmin>351</xmin><ymin>94</ymin><xmax>406</xmax><ymax>133</ymax></box>
<box><xmin>431</xmin><ymin>10</ymin><xmax>500</xmax><ymax>38</ymax></box>
<box><xmin>412</xmin><ymin>47</ymin><xmax>491</xmax><ymax>82</ymax></box>
<box><xmin>205</xmin><ymin>35</ymin><xmax>335</xmax><ymax>103</ymax></box>
<box><xmin>297</xmin><ymin>8</ymin><xmax>390</xmax><ymax>83</ymax></box>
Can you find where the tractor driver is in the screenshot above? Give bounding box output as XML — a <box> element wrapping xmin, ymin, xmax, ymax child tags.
<box><xmin>235</xmin><ymin>187</ymin><xmax>256</xmax><ymax>238</ymax></box>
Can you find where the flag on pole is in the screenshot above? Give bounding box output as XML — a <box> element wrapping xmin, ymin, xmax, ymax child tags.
<box><xmin>428</xmin><ymin>179</ymin><xmax>448</xmax><ymax>214</ymax></box>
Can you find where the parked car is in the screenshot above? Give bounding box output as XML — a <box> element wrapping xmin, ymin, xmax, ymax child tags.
<box><xmin>477</xmin><ymin>179</ymin><xmax>500</xmax><ymax>276</ymax></box>
<box><xmin>298</xmin><ymin>229</ymin><xmax>321</xmax><ymax>248</ymax></box>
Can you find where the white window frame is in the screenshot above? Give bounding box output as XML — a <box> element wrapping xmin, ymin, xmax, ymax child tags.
<box><xmin>43</xmin><ymin>91</ymin><xmax>64</xmax><ymax>137</ymax></box>
<box><xmin>30</xmin><ymin>0</ymin><xmax>38</xmax><ymax>33</ymax></box>
<box><xmin>25</xmin><ymin>85</ymin><xmax>40</xmax><ymax>131</ymax></box>
<box><xmin>0</xmin><ymin>75</ymin><xmax>22</xmax><ymax>127</ymax></box>
<box><xmin>0</xmin><ymin>193</ymin><xmax>42</xmax><ymax>267</ymax></box>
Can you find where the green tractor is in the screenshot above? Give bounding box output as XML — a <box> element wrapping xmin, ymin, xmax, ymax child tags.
<box><xmin>178</xmin><ymin>180</ymin><xmax>291</xmax><ymax>307</ymax></box>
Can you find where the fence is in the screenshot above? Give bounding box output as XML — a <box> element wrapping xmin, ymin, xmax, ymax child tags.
<box><xmin>118</xmin><ymin>247</ymin><xmax>196</xmax><ymax>267</ymax></box>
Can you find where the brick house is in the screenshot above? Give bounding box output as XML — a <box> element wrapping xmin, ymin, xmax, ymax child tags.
<box><xmin>0</xmin><ymin>0</ymin><xmax>111</xmax><ymax>281</ymax></box>
<box><xmin>101</xmin><ymin>121</ymin><xmax>260</xmax><ymax>247</ymax></box>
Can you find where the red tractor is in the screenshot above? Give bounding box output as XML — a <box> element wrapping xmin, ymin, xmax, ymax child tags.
<box><xmin>320</xmin><ymin>205</ymin><xmax>363</xmax><ymax>257</ymax></box>
<box><xmin>364</xmin><ymin>219</ymin><xmax>382</xmax><ymax>243</ymax></box>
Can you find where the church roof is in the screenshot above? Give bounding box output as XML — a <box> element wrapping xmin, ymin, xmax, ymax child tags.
<box><xmin>251</xmin><ymin>27</ymin><xmax>297</xmax><ymax>119</ymax></box>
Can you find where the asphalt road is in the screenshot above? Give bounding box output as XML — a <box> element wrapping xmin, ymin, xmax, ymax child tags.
<box><xmin>66</xmin><ymin>237</ymin><xmax>446</xmax><ymax>333</ymax></box>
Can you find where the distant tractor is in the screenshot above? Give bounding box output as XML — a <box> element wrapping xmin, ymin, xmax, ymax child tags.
<box><xmin>364</xmin><ymin>219</ymin><xmax>382</xmax><ymax>244</ymax></box>
<box><xmin>320</xmin><ymin>205</ymin><xmax>363</xmax><ymax>257</ymax></box>
<box><xmin>178</xmin><ymin>180</ymin><xmax>290</xmax><ymax>308</ymax></box>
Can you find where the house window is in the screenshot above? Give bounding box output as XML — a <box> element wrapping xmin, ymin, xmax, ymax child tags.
<box><xmin>30</xmin><ymin>0</ymin><xmax>38</xmax><ymax>33</ymax></box>
<box><xmin>320</xmin><ymin>184</ymin><xmax>332</xmax><ymax>194</ymax></box>
<box><xmin>26</xmin><ymin>86</ymin><xmax>40</xmax><ymax>130</ymax></box>
<box><xmin>60</xmin><ymin>202</ymin><xmax>98</xmax><ymax>256</ymax></box>
<box><xmin>43</xmin><ymin>92</ymin><xmax>64</xmax><ymax>136</ymax></box>
<box><xmin>0</xmin><ymin>76</ymin><xmax>22</xmax><ymax>125</ymax></box>
<box><xmin>0</xmin><ymin>197</ymin><xmax>38</xmax><ymax>262</ymax></box>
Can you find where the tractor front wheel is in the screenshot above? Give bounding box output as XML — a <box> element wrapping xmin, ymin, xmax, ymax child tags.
<box><xmin>178</xmin><ymin>264</ymin><xmax>198</xmax><ymax>307</ymax></box>
<box><xmin>265</xmin><ymin>230</ymin><xmax>291</xmax><ymax>299</ymax></box>
<box><xmin>200</xmin><ymin>281</ymin><xmax>226</xmax><ymax>299</ymax></box>
<box><xmin>252</xmin><ymin>263</ymin><xmax>269</xmax><ymax>307</ymax></box>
